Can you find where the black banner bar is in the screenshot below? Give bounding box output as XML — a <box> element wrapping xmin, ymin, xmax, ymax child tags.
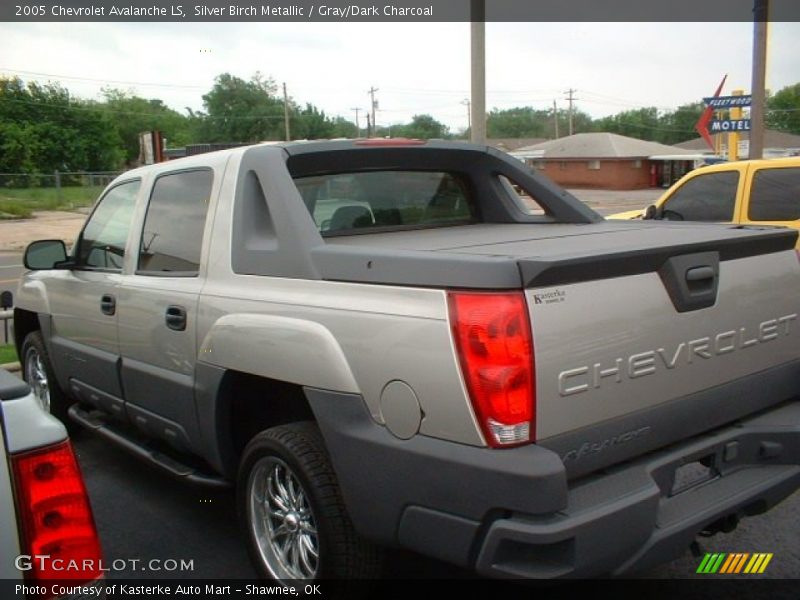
<box><xmin>3</xmin><ymin>0</ymin><xmax>800</xmax><ymax>22</ymax></box>
<box><xmin>3</xmin><ymin>578</ymin><xmax>800</xmax><ymax>600</ymax></box>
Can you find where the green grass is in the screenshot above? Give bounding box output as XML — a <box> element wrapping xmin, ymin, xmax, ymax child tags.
<box><xmin>0</xmin><ymin>344</ymin><xmax>17</xmax><ymax>364</ymax></box>
<box><xmin>0</xmin><ymin>186</ymin><xmax>102</xmax><ymax>219</ymax></box>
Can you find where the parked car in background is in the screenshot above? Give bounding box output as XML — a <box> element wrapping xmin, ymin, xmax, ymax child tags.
<box><xmin>608</xmin><ymin>157</ymin><xmax>800</xmax><ymax>248</ymax></box>
<box><xmin>0</xmin><ymin>368</ymin><xmax>102</xmax><ymax>598</ymax></box>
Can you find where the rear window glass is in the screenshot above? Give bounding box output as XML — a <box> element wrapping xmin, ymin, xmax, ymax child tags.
<box><xmin>294</xmin><ymin>171</ymin><xmax>475</xmax><ymax>235</ymax></box>
<box><xmin>748</xmin><ymin>167</ymin><xmax>800</xmax><ymax>222</ymax></box>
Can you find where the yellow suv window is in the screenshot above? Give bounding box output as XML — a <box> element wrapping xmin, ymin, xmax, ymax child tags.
<box><xmin>748</xmin><ymin>168</ymin><xmax>800</xmax><ymax>222</ymax></box>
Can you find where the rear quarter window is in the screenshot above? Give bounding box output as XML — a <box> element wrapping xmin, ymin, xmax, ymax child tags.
<box><xmin>748</xmin><ymin>167</ymin><xmax>800</xmax><ymax>221</ymax></box>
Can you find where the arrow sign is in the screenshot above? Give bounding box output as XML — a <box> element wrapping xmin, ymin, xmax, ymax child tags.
<box><xmin>703</xmin><ymin>95</ymin><xmax>753</xmax><ymax>108</ymax></box>
<box><xmin>695</xmin><ymin>75</ymin><xmax>728</xmax><ymax>150</ymax></box>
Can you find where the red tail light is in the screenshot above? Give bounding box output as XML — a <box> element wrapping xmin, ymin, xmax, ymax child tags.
<box><xmin>448</xmin><ymin>291</ymin><xmax>535</xmax><ymax>447</ymax></box>
<box><xmin>11</xmin><ymin>440</ymin><xmax>102</xmax><ymax>586</ymax></box>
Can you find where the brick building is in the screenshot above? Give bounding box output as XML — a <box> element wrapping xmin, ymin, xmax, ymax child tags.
<box><xmin>511</xmin><ymin>132</ymin><xmax>698</xmax><ymax>189</ymax></box>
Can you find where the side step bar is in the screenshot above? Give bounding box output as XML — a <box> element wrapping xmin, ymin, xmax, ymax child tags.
<box><xmin>68</xmin><ymin>404</ymin><xmax>230</xmax><ymax>489</ymax></box>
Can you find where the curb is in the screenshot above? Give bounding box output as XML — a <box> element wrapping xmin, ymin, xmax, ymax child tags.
<box><xmin>1</xmin><ymin>362</ymin><xmax>20</xmax><ymax>374</ymax></box>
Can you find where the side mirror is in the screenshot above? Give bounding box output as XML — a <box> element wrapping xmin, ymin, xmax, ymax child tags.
<box><xmin>643</xmin><ymin>205</ymin><xmax>659</xmax><ymax>220</ymax></box>
<box><xmin>24</xmin><ymin>240</ymin><xmax>68</xmax><ymax>270</ymax></box>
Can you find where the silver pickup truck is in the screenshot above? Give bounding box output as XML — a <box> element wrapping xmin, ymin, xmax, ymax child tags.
<box><xmin>14</xmin><ymin>140</ymin><xmax>800</xmax><ymax>581</ymax></box>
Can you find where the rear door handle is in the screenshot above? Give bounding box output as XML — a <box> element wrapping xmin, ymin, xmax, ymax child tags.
<box><xmin>165</xmin><ymin>305</ymin><xmax>187</xmax><ymax>331</ymax></box>
<box><xmin>101</xmin><ymin>294</ymin><xmax>116</xmax><ymax>316</ymax></box>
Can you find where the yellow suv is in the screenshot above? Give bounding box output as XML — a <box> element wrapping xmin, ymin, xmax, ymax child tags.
<box><xmin>608</xmin><ymin>157</ymin><xmax>800</xmax><ymax>248</ymax></box>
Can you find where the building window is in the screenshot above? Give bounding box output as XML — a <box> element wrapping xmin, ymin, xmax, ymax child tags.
<box><xmin>587</xmin><ymin>160</ymin><xmax>601</xmax><ymax>170</ymax></box>
<box><xmin>526</xmin><ymin>159</ymin><xmax>543</xmax><ymax>169</ymax></box>
<box><xmin>559</xmin><ymin>161</ymin><xmax>568</xmax><ymax>170</ymax></box>
<box><xmin>632</xmin><ymin>160</ymin><xmax>642</xmax><ymax>168</ymax></box>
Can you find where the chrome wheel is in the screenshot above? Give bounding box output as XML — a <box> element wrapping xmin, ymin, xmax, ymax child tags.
<box><xmin>24</xmin><ymin>346</ymin><xmax>51</xmax><ymax>413</ymax></box>
<box><xmin>248</xmin><ymin>456</ymin><xmax>319</xmax><ymax>580</ymax></box>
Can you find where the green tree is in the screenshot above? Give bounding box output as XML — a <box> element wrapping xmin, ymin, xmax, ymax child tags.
<box><xmin>487</xmin><ymin>107</ymin><xmax>547</xmax><ymax>138</ymax></box>
<box><xmin>486</xmin><ymin>106</ymin><xmax>592</xmax><ymax>139</ymax></box>
<box><xmin>330</xmin><ymin>116</ymin><xmax>358</xmax><ymax>138</ymax></box>
<box><xmin>592</xmin><ymin>107</ymin><xmax>662</xmax><ymax>141</ymax></box>
<box><xmin>387</xmin><ymin>114</ymin><xmax>449</xmax><ymax>139</ymax></box>
<box><xmin>0</xmin><ymin>77</ymin><xmax>123</xmax><ymax>176</ymax></box>
<box><xmin>199</xmin><ymin>72</ymin><xmax>287</xmax><ymax>142</ymax></box>
<box><xmin>292</xmin><ymin>104</ymin><xmax>335</xmax><ymax>140</ymax></box>
<box><xmin>767</xmin><ymin>83</ymin><xmax>800</xmax><ymax>134</ymax></box>
<box><xmin>99</xmin><ymin>88</ymin><xmax>193</xmax><ymax>164</ymax></box>
<box><xmin>659</xmin><ymin>102</ymin><xmax>704</xmax><ymax>144</ymax></box>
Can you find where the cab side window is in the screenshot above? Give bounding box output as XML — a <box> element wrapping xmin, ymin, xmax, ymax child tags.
<box><xmin>137</xmin><ymin>169</ymin><xmax>214</xmax><ymax>275</ymax></box>
<box><xmin>661</xmin><ymin>171</ymin><xmax>739</xmax><ymax>221</ymax></box>
<box><xmin>748</xmin><ymin>168</ymin><xmax>800</xmax><ymax>221</ymax></box>
<box><xmin>76</xmin><ymin>180</ymin><xmax>140</xmax><ymax>270</ymax></box>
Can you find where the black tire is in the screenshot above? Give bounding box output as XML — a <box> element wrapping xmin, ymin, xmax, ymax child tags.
<box><xmin>237</xmin><ymin>422</ymin><xmax>382</xmax><ymax>581</ymax></box>
<box><xmin>21</xmin><ymin>331</ymin><xmax>77</xmax><ymax>432</ymax></box>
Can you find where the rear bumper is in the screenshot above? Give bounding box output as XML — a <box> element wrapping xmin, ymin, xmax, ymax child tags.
<box><xmin>476</xmin><ymin>401</ymin><xmax>800</xmax><ymax>578</ymax></box>
<box><xmin>307</xmin><ymin>389</ymin><xmax>800</xmax><ymax>579</ymax></box>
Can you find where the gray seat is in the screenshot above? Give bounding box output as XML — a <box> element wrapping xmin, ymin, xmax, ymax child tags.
<box><xmin>329</xmin><ymin>205</ymin><xmax>373</xmax><ymax>231</ymax></box>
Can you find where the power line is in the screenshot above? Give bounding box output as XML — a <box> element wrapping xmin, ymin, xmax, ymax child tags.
<box><xmin>1</xmin><ymin>70</ymin><xmax>568</xmax><ymax>99</ymax></box>
<box><xmin>0</xmin><ymin>96</ymin><xmax>354</xmax><ymax>121</ymax></box>
<box><xmin>0</xmin><ymin>67</ymin><xmax>207</xmax><ymax>89</ymax></box>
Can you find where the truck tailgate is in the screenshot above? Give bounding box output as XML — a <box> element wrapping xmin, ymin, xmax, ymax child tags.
<box><xmin>522</xmin><ymin>232</ymin><xmax>799</xmax><ymax>476</ymax></box>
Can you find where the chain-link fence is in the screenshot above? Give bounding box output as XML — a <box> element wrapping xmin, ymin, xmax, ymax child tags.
<box><xmin>0</xmin><ymin>171</ymin><xmax>122</xmax><ymax>217</ymax></box>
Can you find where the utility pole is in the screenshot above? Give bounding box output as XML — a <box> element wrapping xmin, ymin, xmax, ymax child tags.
<box><xmin>461</xmin><ymin>99</ymin><xmax>471</xmax><ymax>135</ymax></box>
<box><xmin>366</xmin><ymin>113</ymin><xmax>372</xmax><ymax>138</ymax></box>
<box><xmin>282</xmin><ymin>82</ymin><xmax>291</xmax><ymax>141</ymax></box>
<box><xmin>368</xmin><ymin>87</ymin><xmax>379</xmax><ymax>137</ymax></box>
<box><xmin>470</xmin><ymin>0</ymin><xmax>486</xmax><ymax>144</ymax></box>
<box><xmin>553</xmin><ymin>99</ymin><xmax>559</xmax><ymax>139</ymax></box>
<box><xmin>749</xmin><ymin>0</ymin><xmax>769</xmax><ymax>159</ymax></box>
<box><xmin>351</xmin><ymin>107</ymin><xmax>362</xmax><ymax>137</ymax></box>
<box><xmin>564</xmin><ymin>88</ymin><xmax>578</xmax><ymax>136</ymax></box>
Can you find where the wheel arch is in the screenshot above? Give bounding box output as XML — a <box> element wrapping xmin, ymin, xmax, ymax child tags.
<box><xmin>195</xmin><ymin>313</ymin><xmax>360</xmax><ymax>477</ymax></box>
<box><xmin>198</xmin><ymin>313</ymin><xmax>360</xmax><ymax>394</ymax></box>
<box><xmin>210</xmin><ymin>369</ymin><xmax>316</xmax><ymax>478</ymax></box>
<box><xmin>13</xmin><ymin>308</ymin><xmax>44</xmax><ymax>358</ymax></box>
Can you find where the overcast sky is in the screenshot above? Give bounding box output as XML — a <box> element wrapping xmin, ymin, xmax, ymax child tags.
<box><xmin>1</xmin><ymin>21</ymin><xmax>798</xmax><ymax>133</ymax></box>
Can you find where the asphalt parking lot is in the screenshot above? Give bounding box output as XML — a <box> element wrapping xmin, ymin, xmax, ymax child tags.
<box><xmin>73</xmin><ymin>432</ymin><xmax>799</xmax><ymax>583</ymax></box>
